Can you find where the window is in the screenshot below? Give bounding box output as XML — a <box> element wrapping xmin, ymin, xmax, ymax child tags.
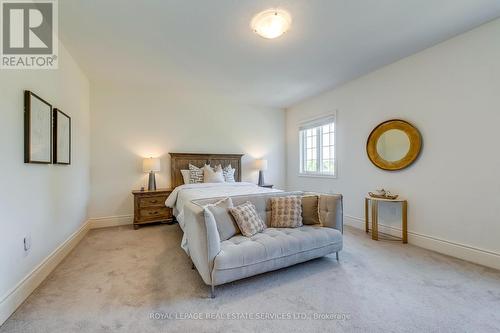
<box><xmin>299</xmin><ymin>114</ymin><xmax>336</xmax><ymax>177</ymax></box>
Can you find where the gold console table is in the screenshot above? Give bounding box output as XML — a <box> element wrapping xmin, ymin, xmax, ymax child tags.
<box><xmin>365</xmin><ymin>196</ymin><xmax>408</xmax><ymax>244</ymax></box>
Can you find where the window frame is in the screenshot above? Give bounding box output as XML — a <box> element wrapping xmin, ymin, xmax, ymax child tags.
<box><xmin>298</xmin><ymin>113</ymin><xmax>337</xmax><ymax>179</ymax></box>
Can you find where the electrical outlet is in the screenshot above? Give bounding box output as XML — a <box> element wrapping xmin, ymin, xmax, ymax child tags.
<box><xmin>23</xmin><ymin>234</ymin><xmax>31</xmax><ymax>252</ymax></box>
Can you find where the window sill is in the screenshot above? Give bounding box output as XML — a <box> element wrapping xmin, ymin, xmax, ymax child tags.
<box><xmin>298</xmin><ymin>173</ymin><xmax>337</xmax><ymax>179</ymax></box>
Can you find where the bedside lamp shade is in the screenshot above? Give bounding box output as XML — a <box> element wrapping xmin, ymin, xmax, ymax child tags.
<box><xmin>256</xmin><ymin>159</ymin><xmax>268</xmax><ymax>171</ymax></box>
<box><xmin>143</xmin><ymin>157</ymin><xmax>160</xmax><ymax>191</ymax></box>
<box><xmin>143</xmin><ymin>157</ymin><xmax>161</xmax><ymax>173</ymax></box>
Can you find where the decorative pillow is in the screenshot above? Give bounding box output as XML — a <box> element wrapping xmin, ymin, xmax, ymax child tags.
<box><xmin>269</xmin><ymin>196</ymin><xmax>303</xmax><ymax>228</ymax></box>
<box><xmin>204</xmin><ymin>164</ymin><xmax>225</xmax><ymax>183</ymax></box>
<box><xmin>223</xmin><ymin>164</ymin><xmax>236</xmax><ymax>182</ymax></box>
<box><xmin>228</xmin><ymin>201</ymin><xmax>266</xmax><ymax>237</ymax></box>
<box><xmin>188</xmin><ymin>164</ymin><xmax>204</xmax><ymax>184</ymax></box>
<box><xmin>301</xmin><ymin>195</ymin><xmax>320</xmax><ymax>225</ymax></box>
<box><xmin>181</xmin><ymin>170</ymin><xmax>190</xmax><ymax>184</ymax></box>
<box><xmin>204</xmin><ymin>197</ymin><xmax>239</xmax><ymax>241</ymax></box>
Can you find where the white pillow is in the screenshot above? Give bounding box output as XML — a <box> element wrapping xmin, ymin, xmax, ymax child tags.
<box><xmin>214</xmin><ymin>164</ymin><xmax>231</xmax><ymax>182</ymax></box>
<box><xmin>202</xmin><ymin>164</ymin><xmax>213</xmax><ymax>183</ymax></box>
<box><xmin>181</xmin><ymin>170</ymin><xmax>190</xmax><ymax>184</ymax></box>
<box><xmin>203</xmin><ymin>197</ymin><xmax>239</xmax><ymax>241</ymax></box>
<box><xmin>204</xmin><ymin>164</ymin><xmax>225</xmax><ymax>183</ymax></box>
<box><xmin>223</xmin><ymin>164</ymin><xmax>236</xmax><ymax>182</ymax></box>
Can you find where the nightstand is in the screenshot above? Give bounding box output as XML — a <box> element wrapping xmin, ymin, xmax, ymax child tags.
<box><xmin>259</xmin><ymin>184</ymin><xmax>274</xmax><ymax>189</ymax></box>
<box><xmin>132</xmin><ymin>189</ymin><xmax>173</xmax><ymax>229</ymax></box>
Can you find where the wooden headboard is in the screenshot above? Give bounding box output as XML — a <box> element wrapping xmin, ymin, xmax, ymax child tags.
<box><xmin>169</xmin><ymin>153</ymin><xmax>244</xmax><ymax>188</ymax></box>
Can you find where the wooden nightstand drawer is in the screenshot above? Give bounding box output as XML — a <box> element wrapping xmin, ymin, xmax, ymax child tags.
<box><xmin>132</xmin><ymin>189</ymin><xmax>173</xmax><ymax>229</ymax></box>
<box><xmin>138</xmin><ymin>195</ymin><xmax>167</xmax><ymax>208</ymax></box>
<box><xmin>138</xmin><ymin>206</ymin><xmax>171</xmax><ymax>221</ymax></box>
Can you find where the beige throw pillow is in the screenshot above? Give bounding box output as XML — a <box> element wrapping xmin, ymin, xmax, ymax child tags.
<box><xmin>228</xmin><ymin>201</ymin><xmax>266</xmax><ymax>237</ymax></box>
<box><xmin>270</xmin><ymin>196</ymin><xmax>303</xmax><ymax>228</ymax></box>
<box><xmin>204</xmin><ymin>197</ymin><xmax>239</xmax><ymax>241</ymax></box>
<box><xmin>180</xmin><ymin>170</ymin><xmax>190</xmax><ymax>184</ymax></box>
<box><xmin>301</xmin><ymin>195</ymin><xmax>320</xmax><ymax>225</ymax></box>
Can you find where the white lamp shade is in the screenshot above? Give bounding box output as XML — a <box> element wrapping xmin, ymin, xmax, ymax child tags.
<box><xmin>256</xmin><ymin>159</ymin><xmax>268</xmax><ymax>171</ymax></box>
<box><xmin>143</xmin><ymin>157</ymin><xmax>161</xmax><ymax>173</ymax></box>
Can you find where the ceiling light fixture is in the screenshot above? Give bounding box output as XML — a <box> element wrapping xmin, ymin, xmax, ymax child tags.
<box><xmin>250</xmin><ymin>9</ymin><xmax>291</xmax><ymax>39</ymax></box>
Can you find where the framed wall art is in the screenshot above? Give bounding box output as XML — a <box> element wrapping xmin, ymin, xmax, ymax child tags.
<box><xmin>24</xmin><ymin>91</ymin><xmax>52</xmax><ymax>164</ymax></box>
<box><xmin>53</xmin><ymin>108</ymin><xmax>71</xmax><ymax>165</ymax></box>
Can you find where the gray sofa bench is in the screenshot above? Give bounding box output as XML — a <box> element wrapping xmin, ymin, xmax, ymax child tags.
<box><xmin>183</xmin><ymin>191</ymin><xmax>343</xmax><ymax>297</ymax></box>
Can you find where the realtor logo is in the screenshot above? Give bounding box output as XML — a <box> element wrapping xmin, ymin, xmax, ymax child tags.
<box><xmin>1</xmin><ymin>0</ymin><xmax>58</xmax><ymax>69</ymax></box>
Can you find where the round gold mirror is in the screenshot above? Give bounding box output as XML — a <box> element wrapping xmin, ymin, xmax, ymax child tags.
<box><xmin>367</xmin><ymin>119</ymin><xmax>422</xmax><ymax>171</ymax></box>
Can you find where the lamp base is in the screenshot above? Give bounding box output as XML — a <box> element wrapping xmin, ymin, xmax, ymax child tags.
<box><xmin>148</xmin><ymin>171</ymin><xmax>157</xmax><ymax>191</ymax></box>
<box><xmin>258</xmin><ymin>170</ymin><xmax>265</xmax><ymax>186</ymax></box>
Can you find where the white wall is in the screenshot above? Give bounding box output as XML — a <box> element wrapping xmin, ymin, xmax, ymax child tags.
<box><xmin>0</xmin><ymin>45</ymin><xmax>90</xmax><ymax>305</ymax></box>
<box><xmin>286</xmin><ymin>19</ymin><xmax>500</xmax><ymax>268</ymax></box>
<box><xmin>89</xmin><ymin>85</ymin><xmax>285</xmax><ymax>218</ymax></box>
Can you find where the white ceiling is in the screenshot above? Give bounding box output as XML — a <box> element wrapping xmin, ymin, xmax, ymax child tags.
<box><xmin>59</xmin><ymin>0</ymin><xmax>500</xmax><ymax>108</ymax></box>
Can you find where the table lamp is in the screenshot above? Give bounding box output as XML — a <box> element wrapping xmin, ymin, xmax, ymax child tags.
<box><xmin>256</xmin><ymin>159</ymin><xmax>268</xmax><ymax>186</ymax></box>
<box><xmin>143</xmin><ymin>157</ymin><xmax>160</xmax><ymax>191</ymax></box>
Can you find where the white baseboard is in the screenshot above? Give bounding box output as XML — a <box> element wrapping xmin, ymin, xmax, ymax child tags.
<box><xmin>345</xmin><ymin>215</ymin><xmax>500</xmax><ymax>271</ymax></box>
<box><xmin>88</xmin><ymin>214</ymin><xmax>133</xmax><ymax>229</ymax></box>
<box><xmin>0</xmin><ymin>220</ymin><xmax>91</xmax><ymax>326</ymax></box>
<box><xmin>0</xmin><ymin>214</ymin><xmax>135</xmax><ymax>326</ymax></box>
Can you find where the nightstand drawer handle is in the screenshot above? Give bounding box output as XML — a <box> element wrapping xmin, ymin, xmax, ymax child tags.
<box><xmin>150</xmin><ymin>199</ymin><xmax>158</xmax><ymax>203</ymax></box>
<box><xmin>149</xmin><ymin>211</ymin><xmax>158</xmax><ymax>215</ymax></box>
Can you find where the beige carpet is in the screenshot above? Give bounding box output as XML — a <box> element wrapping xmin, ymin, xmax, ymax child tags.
<box><xmin>1</xmin><ymin>224</ymin><xmax>500</xmax><ymax>333</ymax></box>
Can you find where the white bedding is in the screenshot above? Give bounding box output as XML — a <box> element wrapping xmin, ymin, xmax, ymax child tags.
<box><xmin>165</xmin><ymin>182</ymin><xmax>281</xmax><ymax>253</ymax></box>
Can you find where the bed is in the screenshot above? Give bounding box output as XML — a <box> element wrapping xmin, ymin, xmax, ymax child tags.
<box><xmin>165</xmin><ymin>153</ymin><xmax>281</xmax><ymax>254</ymax></box>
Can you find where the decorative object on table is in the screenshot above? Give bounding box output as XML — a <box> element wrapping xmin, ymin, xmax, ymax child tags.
<box><xmin>143</xmin><ymin>157</ymin><xmax>161</xmax><ymax>191</ymax></box>
<box><xmin>52</xmin><ymin>109</ymin><xmax>71</xmax><ymax>165</ymax></box>
<box><xmin>368</xmin><ymin>189</ymin><xmax>399</xmax><ymax>200</ymax></box>
<box><xmin>365</xmin><ymin>196</ymin><xmax>408</xmax><ymax>243</ymax></box>
<box><xmin>132</xmin><ymin>188</ymin><xmax>173</xmax><ymax>229</ymax></box>
<box><xmin>256</xmin><ymin>159</ymin><xmax>268</xmax><ymax>186</ymax></box>
<box><xmin>366</xmin><ymin>119</ymin><xmax>422</xmax><ymax>171</ymax></box>
<box><xmin>24</xmin><ymin>91</ymin><xmax>52</xmax><ymax>164</ymax></box>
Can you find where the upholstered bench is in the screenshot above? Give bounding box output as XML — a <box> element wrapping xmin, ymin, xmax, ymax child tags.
<box><xmin>184</xmin><ymin>191</ymin><xmax>343</xmax><ymax>297</ymax></box>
